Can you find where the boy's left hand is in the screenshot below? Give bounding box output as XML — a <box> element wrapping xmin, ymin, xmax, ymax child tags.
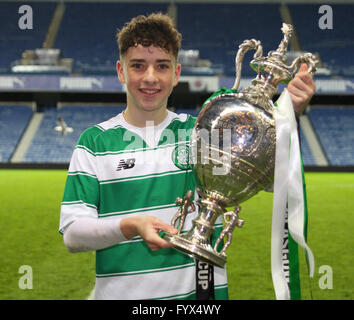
<box><xmin>287</xmin><ymin>63</ymin><xmax>316</xmax><ymax>116</ymax></box>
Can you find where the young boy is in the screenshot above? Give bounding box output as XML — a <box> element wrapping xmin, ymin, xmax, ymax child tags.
<box><xmin>59</xmin><ymin>13</ymin><xmax>315</xmax><ymax>300</ymax></box>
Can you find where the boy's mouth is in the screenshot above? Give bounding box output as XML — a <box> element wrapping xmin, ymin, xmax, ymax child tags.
<box><xmin>139</xmin><ymin>88</ymin><xmax>161</xmax><ymax>96</ymax></box>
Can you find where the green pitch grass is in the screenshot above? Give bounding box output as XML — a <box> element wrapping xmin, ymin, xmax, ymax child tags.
<box><xmin>227</xmin><ymin>171</ymin><xmax>354</xmax><ymax>300</ymax></box>
<box><xmin>0</xmin><ymin>169</ymin><xmax>353</xmax><ymax>300</ymax></box>
<box><xmin>0</xmin><ymin>169</ymin><xmax>95</xmax><ymax>300</ymax></box>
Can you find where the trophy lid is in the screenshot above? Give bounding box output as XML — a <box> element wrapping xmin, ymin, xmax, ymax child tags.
<box><xmin>250</xmin><ymin>23</ymin><xmax>294</xmax><ymax>84</ymax></box>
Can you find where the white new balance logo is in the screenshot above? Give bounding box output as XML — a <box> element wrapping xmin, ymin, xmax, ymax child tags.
<box><xmin>116</xmin><ymin>158</ymin><xmax>135</xmax><ymax>171</ymax></box>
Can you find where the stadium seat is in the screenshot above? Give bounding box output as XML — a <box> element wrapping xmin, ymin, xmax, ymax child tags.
<box><xmin>289</xmin><ymin>4</ymin><xmax>354</xmax><ymax>77</ymax></box>
<box><xmin>299</xmin><ymin>128</ymin><xmax>317</xmax><ymax>166</ymax></box>
<box><xmin>0</xmin><ymin>2</ymin><xmax>56</xmax><ymax>73</ymax></box>
<box><xmin>23</xmin><ymin>105</ymin><xmax>124</xmax><ymax>163</ymax></box>
<box><xmin>308</xmin><ymin>107</ymin><xmax>354</xmax><ymax>166</ymax></box>
<box><xmin>53</xmin><ymin>2</ymin><xmax>168</xmax><ymax>74</ymax></box>
<box><xmin>0</xmin><ymin>105</ymin><xmax>33</xmax><ymax>162</ymax></box>
<box><xmin>177</xmin><ymin>3</ymin><xmax>283</xmax><ymax>77</ymax></box>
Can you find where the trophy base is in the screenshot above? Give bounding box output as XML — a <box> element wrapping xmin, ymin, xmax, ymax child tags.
<box><xmin>163</xmin><ymin>232</ymin><xmax>226</xmax><ymax>268</ymax></box>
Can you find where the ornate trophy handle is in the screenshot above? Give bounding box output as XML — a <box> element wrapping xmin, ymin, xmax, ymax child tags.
<box><xmin>213</xmin><ymin>206</ymin><xmax>244</xmax><ymax>256</ymax></box>
<box><xmin>171</xmin><ymin>190</ymin><xmax>195</xmax><ymax>233</ymax></box>
<box><xmin>232</xmin><ymin>39</ymin><xmax>263</xmax><ymax>90</ymax></box>
<box><xmin>286</xmin><ymin>52</ymin><xmax>319</xmax><ymax>76</ymax></box>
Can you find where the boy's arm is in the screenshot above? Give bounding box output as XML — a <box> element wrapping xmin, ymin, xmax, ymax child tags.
<box><xmin>60</xmin><ymin>127</ymin><xmax>177</xmax><ymax>253</ymax></box>
<box><xmin>63</xmin><ymin>216</ymin><xmax>177</xmax><ymax>253</ymax></box>
<box><xmin>63</xmin><ymin>217</ymin><xmax>125</xmax><ymax>253</ymax></box>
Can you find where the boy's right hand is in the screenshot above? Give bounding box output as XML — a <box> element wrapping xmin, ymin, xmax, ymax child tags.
<box><xmin>120</xmin><ymin>216</ymin><xmax>178</xmax><ymax>250</ymax></box>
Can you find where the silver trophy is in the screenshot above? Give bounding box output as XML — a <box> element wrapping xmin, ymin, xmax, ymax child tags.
<box><xmin>163</xmin><ymin>24</ymin><xmax>318</xmax><ymax>268</ymax></box>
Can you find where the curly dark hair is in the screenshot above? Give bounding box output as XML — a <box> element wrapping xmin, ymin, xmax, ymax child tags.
<box><xmin>117</xmin><ymin>13</ymin><xmax>182</xmax><ymax>60</ymax></box>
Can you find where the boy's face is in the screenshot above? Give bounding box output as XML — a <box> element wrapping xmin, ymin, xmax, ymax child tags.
<box><xmin>117</xmin><ymin>45</ymin><xmax>181</xmax><ymax>115</ymax></box>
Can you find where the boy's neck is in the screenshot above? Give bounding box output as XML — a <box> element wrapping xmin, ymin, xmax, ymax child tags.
<box><xmin>123</xmin><ymin>107</ymin><xmax>168</xmax><ymax>128</ymax></box>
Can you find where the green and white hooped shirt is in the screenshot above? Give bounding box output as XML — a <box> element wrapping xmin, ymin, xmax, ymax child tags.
<box><xmin>59</xmin><ymin>110</ymin><xmax>228</xmax><ymax>300</ymax></box>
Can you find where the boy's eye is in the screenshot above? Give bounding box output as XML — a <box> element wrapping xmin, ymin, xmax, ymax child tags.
<box><xmin>132</xmin><ymin>63</ymin><xmax>143</xmax><ymax>69</ymax></box>
<box><xmin>158</xmin><ymin>64</ymin><xmax>169</xmax><ymax>70</ymax></box>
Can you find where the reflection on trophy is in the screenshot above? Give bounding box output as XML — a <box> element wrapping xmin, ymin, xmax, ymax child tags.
<box><xmin>163</xmin><ymin>24</ymin><xmax>318</xmax><ymax>268</ymax></box>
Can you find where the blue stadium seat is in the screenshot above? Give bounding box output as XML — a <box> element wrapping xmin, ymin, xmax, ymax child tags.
<box><xmin>0</xmin><ymin>105</ymin><xmax>33</xmax><ymax>162</ymax></box>
<box><xmin>23</xmin><ymin>106</ymin><xmax>124</xmax><ymax>163</ymax></box>
<box><xmin>299</xmin><ymin>128</ymin><xmax>317</xmax><ymax>166</ymax></box>
<box><xmin>289</xmin><ymin>4</ymin><xmax>354</xmax><ymax>77</ymax></box>
<box><xmin>54</xmin><ymin>2</ymin><xmax>168</xmax><ymax>74</ymax></box>
<box><xmin>177</xmin><ymin>3</ymin><xmax>283</xmax><ymax>77</ymax></box>
<box><xmin>308</xmin><ymin>107</ymin><xmax>354</xmax><ymax>166</ymax></box>
<box><xmin>0</xmin><ymin>2</ymin><xmax>57</xmax><ymax>73</ymax></box>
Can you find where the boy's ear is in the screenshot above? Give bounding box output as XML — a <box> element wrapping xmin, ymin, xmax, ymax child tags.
<box><xmin>116</xmin><ymin>60</ymin><xmax>125</xmax><ymax>84</ymax></box>
<box><xmin>173</xmin><ymin>63</ymin><xmax>181</xmax><ymax>87</ymax></box>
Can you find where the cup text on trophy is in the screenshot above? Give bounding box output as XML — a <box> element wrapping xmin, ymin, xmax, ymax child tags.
<box><xmin>197</xmin><ymin>261</ymin><xmax>210</xmax><ymax>290</ymax></box>
<box><xmin>318</xmin><ymin>5</ymin><xmax>333</xmax><ymax>30</ymax></box>
<box><xmin>18</xmin><ymin>5</ymin><xmax>33</xmax><ymax>30</ymax></box>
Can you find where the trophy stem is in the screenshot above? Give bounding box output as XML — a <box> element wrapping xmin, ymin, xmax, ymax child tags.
<box><xmin>163</xmin><ymin>198</ymin><xmax>228</xmax><ymax>268</ymax></box>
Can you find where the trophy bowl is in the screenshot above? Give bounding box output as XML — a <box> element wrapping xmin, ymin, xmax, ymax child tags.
<box><xmin>193</xmin><ymin>93</ymin><xmax>276</xmax><ymax>207</ymax></box>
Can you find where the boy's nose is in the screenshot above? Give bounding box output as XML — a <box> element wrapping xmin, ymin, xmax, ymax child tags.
<box><xmin>143</xmin><ymin>66</ymin><xmax>158</xmax><ymax>83</ymax></box>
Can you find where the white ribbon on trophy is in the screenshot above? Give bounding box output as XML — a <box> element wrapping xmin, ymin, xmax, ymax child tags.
<box><xmin>272</xmin><ymin>89</ymin><xmax>315</xmax><ymax>300</ymax></box>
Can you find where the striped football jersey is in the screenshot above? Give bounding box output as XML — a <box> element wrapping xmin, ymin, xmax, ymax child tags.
<box><xmin>60</xmin><ymin>110</ymin><xmax>228</xmax><ymax>300</ymax></box>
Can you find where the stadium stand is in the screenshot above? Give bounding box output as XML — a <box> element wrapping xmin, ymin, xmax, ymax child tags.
<box><xmin>0</xmin><ymin>1</ymin><xmax>352</xmax><ymax>169</ymax></box>
<box><xmin>53</xmin><ymin>2</ymin><xmax>168</xmax><ymax>74</ymax></box>
<box><xmin>0</xmin><ymin>2</ymin><xmax>353</xmax><ymax>78</ymax></box>
<box><xmin>299</xmin><ymin>128</ymin><xmax>317</xmax><ymax>166</ymax></box>
<box><xmin>177</xmin><ymin>3</ymin><xmax>283</xmax><ymax>76</ymax></box>
<box><xmin>307</xmin><ymin>107</ymin><xmax>354</xmax><ymax>166</ymax></box>
<box><xmin>289</xmin><ymin>4</ymin><xmax>354</xmax><ymax>77</ymax></box>
<box><xmin>0</xmin><ymin>2</ymin><xmax>57</xmax><ymax>73</ymax></box>
<box><xmin>20</xmin><ymin>106</ymin><xmax>200</xmax><ymax>163</ymax></box>
<box><xmin>0</xmin><ymin>105</ymin><xmax>33</xmax><ymax>162</ymax></box>
<box><xmin>22</xmin><ymin>105</ymin><xmax>124</xmax><ymax>163</ymax></box>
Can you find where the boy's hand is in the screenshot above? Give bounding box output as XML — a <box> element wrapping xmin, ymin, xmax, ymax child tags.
<box><xmin>121</xmin><ymin>216</ymin><xmax>178</xmax><ymax>250</ymax></box>
<box><xmin>287</xmin><ymin>64</ymin><xmax>316</xmax><ymax>116</ymax></box>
